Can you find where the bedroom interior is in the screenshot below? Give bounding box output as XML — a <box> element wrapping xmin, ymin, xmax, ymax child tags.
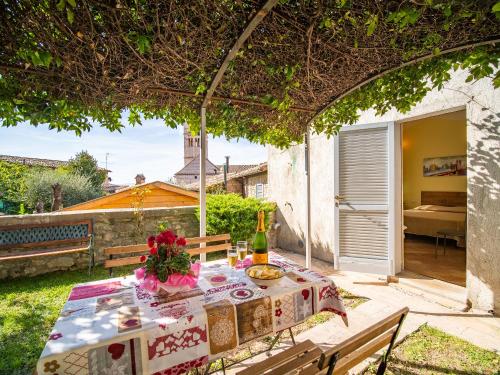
<box><xmin>402</xmin><ymin>110</ymin><xmax>467</xmax><ymax>286</ymax></box>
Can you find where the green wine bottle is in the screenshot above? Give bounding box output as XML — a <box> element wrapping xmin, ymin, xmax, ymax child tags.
<box><xmin>252</xmin><ymin>210</ymin><xmax>268</xmax><ymax>264</ymax></box>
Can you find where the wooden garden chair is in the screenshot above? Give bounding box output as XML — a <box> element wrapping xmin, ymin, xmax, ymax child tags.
<box><xmin>104</xmin><ymin>233</ymin><xmax>231</xmax><ymax>276</ymax></box>
<box><xmin>236</xmin><ymin>307</ymin><xmax>409</xmax><ymax>375</ymax></box>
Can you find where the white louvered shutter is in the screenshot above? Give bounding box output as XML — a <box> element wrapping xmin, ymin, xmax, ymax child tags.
<box><xmin>334</xmin><ymin>122</ymin><xmax>397</xmax><ymax>275</ymax></box>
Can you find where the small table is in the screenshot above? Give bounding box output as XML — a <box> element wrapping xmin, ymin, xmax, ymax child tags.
<box><xmin>435</xmin><ymin>230</ymin><xmax>465</xmax><ymax>258</ymax></box>
<box><xmin>36</xmin><ymin>252</ymin><xmax>347</xmax><ymax>375</ymax></box>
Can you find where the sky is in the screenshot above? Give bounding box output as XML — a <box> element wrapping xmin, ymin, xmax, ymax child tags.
<box><xmin>0</xmin><ymin>119</ymin><xmax>266</xmax><ymax>185</ymax></box>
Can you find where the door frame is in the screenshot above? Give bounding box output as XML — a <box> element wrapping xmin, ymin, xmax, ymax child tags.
<box><xmin>397</xmin><ymin>105</ymin><xmax>467</xmax><ymax>276</ymax></box>
<box><xmin>333</xmin><ymin>121</ymin><xmax>402</xmax><ymax>276</ymax></box>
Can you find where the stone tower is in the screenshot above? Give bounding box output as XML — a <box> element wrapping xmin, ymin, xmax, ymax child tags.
<box><xmin>183</xmin><ymin>123</ymin><xmax>206</xmax><ymax>165</ymax></box>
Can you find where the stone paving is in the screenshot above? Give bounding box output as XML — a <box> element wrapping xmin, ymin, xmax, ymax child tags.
<box><xmin>223</xmin><ymin>249</ymin><xmax>500</xmax><ymax>374</ymax></box>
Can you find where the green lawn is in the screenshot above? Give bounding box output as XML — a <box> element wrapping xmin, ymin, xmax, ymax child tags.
<box><xmin>0</xmin><ymin>265</ymin><xmax>137</xmax><ymax>375</ymax></box>
<box><xmin>363</xmin><ymin>324</ymin><xmax>500</xmax><ymax>375</ymax></box>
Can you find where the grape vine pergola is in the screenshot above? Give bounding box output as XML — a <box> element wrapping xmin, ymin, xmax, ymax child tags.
<box><xmin>1</xmin><ymin>1</ymin><xmax>499</xmax><ymax>263</ymax></box>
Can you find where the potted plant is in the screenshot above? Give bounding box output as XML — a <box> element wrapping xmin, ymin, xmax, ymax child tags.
<box><xmin>134</xmin><ymin>229</ymin><xmax>200</xmax><ymax>294</ymax></box>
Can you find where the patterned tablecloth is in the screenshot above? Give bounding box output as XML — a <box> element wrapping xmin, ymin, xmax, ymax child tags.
<box><xmin>36</xmin><ymin>252</ymin><xmax>347</xmax><ymax>375</ymax></box>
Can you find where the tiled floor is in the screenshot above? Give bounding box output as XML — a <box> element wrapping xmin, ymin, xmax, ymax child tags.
<box><xmin>404</xmin><ymin>235</ymin><xmax>466</xmax><ymax>286</ymax></box>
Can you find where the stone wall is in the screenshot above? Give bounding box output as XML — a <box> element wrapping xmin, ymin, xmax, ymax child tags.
<box><xmin>0</xmin><ymin>206</ymin><xmax>198</xmax><ymax>279</ymax></box>
<box><xmin>268</xmin><ymin>69</ymin><xmax>500</xmax><ymax>313</ymax></box>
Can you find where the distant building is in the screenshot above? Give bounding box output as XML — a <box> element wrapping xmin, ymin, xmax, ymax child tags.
<box><xmin>186</xmin><ymin>162</ymin><xmax>268</xmax><ymax>199</ymax></box>
<box><xmin>0</xmin><ymin>154</ymin><xmax>109</xmax><ymax>175</ymax></box>
<box><xmin>103</xmin><ymin>177</ymin><xmax>128</xmax><ymax>194</ymax></box>
<box><xmin>62</xmin><ymin>181</ymin><xmax>198</xmax><ymax>211</ymax></box>
<box><xmin>173</xmin><ymin>124</ymin><xmax>258</xmax><ymax>185</ymax></box>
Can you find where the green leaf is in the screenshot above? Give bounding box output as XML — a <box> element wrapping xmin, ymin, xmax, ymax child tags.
<box><xmin>433</xmin><ymin>47</ymin><xmax>441</xmax><ymax>56</ymax></box>
<box><xmin>366</xmin><ymin>14</ymin><xmax>378</xmax><ymax>36</ymax></box>
<box><xmin>66</xmin><ymin>7</ymin><xmax>74</xmax><ymax>24</ymax></box>
<box><xmin>66</xmin><ymin>0</ymin><xmax>76</xmax><ymax>8</ymax></box>
<box><xmin>195</xmin><ymin>83</ymin><xmax>206</xmax><ymax>95</ymax></box>
<box><xmin>136</xmin><ymin>35</ymin><xmax>151</xmax><ymax>54</ymax></box>
<box><xmin>493</xmin><ymin>2</ymin><xmax>500</xmax><ymax>19</ymax></box>
<box><xmin>56</xmin><ymin>0</ymin><xmax>66</xmax><ymax>11</ymax></box>
<box><xmin>39</xmin><ymin>51</ymin><xmax>52</xmax><ymax>68</ymax></box>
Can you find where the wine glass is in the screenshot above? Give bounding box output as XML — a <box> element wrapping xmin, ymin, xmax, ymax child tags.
<box><xmin>237</xmin><ymin>241</ymin><xmax>248</xmax><ymax>263</ymax></box>
<box><xmin>227</xmin><ymin>246</ymin><xmax>238</xmax><ymax>268</ymax></box>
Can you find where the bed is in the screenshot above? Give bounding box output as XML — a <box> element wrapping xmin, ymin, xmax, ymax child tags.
<box><xmin>404</xmin><ymin>191</ymin><xmax>466</xmax><ymax>247</ymax></box>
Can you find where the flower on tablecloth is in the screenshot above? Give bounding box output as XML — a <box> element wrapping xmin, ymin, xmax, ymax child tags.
<box><xmin>49</xmin><ymin>332</ymin><xmax>63</xmax><ymax>340</ymax></box>
<box><xmin>44</xmin><ymin>360</ymin><xmax>60</xmax><ymax>373</ymax></box>
<box><xmin>275</xmin><ymin>299</ymin><xmax>282</xmax><ymax>307</ymax></box>
<box><xmin>275</xmin><ymin>308</ymin><xmax>282</xmax><ymax>317</ymax></box>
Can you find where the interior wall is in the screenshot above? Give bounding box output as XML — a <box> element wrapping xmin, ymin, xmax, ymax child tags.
<box><xmin>402</xmin><ymin>110</ymin><xmax>467</xmax><ymax>209</ymax></box>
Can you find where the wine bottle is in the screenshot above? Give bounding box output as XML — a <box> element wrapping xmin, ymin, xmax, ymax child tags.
<box><xmin>252</xmin><ymin>210</ymin><xmax>268</xmax><ymax>264</ymax></box>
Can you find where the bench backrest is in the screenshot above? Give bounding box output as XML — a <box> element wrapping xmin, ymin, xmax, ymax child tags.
<box><xmin>237</xmin><ymin>339</ymin><xmax>321</xmax><ymax>375</ymax></box>
<box><xmin>311</xmin><ymin>307</ymin><xmax>409</xmax><ymax>375</ymax></box>
<box><xmin>104</xmin><ymin>233</ymin><xmax>231</xmax><ymax>272</ymax></box>
<box><xmin>0</xmin><ymin>220</ymin><xmax>93</xmax><ymax>250</ymax></box>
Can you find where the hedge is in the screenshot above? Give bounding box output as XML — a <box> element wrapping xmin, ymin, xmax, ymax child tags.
<box><xmin>195</xmin><ymin>193</ymin><xmax>276</xmax><ymax>245</ymax></box>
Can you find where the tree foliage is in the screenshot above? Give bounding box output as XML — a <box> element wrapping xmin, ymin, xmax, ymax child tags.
<box><xmin>195</xmin><ymin>194</ymin><xmax>276</xmax><ymax>244</ymax></box>
<box><xmin>0</xmin><ymin>161</ymin><xmax>30</xmax><ymax>213</ymax></box>
<box><xmin>23</xmin><ymin>169</ymin><xmax>101</xmax><ymax>211</ymax></box>
<box><xmin>67</xmin><ymin>151</ymin><xmax>106</xmax><ymax>191</ymax></box>
<box><xmin>0</xmin><ymin>1</ymin><xmax>499</xmax><ymax>147</ymax></box>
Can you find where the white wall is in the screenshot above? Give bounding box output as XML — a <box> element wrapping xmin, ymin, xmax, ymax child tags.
<box><xmin>268</xmin><ymin>69</ymin><xmax>500</xmax><ymax>313</ymax></box>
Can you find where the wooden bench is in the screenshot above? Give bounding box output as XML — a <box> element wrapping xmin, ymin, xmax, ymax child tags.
<box><xmin>237</xmin><ymin>307</ymin><xmax>409</xmax><ymax>375</ymax></box>
<box><xmin>104</xmin><ymin>233</ymin><xmax>231</xmax><ymax>276</ymax></box>
<box><xmin>0</xmin><ymin>220</ymin><xmax>94</xmax><ymax>274</ymax></box>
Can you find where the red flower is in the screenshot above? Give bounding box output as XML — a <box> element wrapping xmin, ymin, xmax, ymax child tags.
<box><xmin>176</xmin><ymin>237</ymin><xmax>187</xmax><ymax>247</ymax></box>
<box><xmin>140</xmin><ymin>255</ymin><xmax>146</xmax><ymax>262</ymax></box>
<box><xmin>156</xmin><ymin>230</ymin><xmax>176</xmax><ymax>245</ymax></box>
<box><xmin>147</xmin><ymin>235</ymin><xmax>156</xmax><ymax>248</ymax></box>
<box><xmin>150</xmin><ymin>247</ymin><xmax>158</xmax><ymax>256</ymax></box>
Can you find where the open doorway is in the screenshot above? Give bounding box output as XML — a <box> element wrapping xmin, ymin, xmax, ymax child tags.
<box><xmin>401</xmin><ymin>110</ymin><xmax>467</xmax><ymax>286</ymax></box>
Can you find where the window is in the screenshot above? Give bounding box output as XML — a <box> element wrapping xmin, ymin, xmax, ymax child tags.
<box><xmin>255</xmin><ymin>183</ymin><xmax>264</xmax><ymax>198</ymax></box>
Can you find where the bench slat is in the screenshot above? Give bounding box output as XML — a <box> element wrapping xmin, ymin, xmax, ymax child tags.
<box><xmin>104</xmin><ymin>244</ymin><xmax>149</xmax><ymax>255</ymax></box>
<box><xmin>272</xmin><ymin>347</ymin><xmax>322</xmax><ymax>375</ymax></box>
<box><xmin>0</xmin><ymin>220</ymin><xmax>93</xmax><ymax>250</ymax></box>
<box><xmin>237</xmin><ymin>340</ymin><xmax>317</xmax><ymax>375</ymax></box>
<box><xmin>105</xmin><ymin>255</ymin><xmax>143</xmax><ymax>268</ymax></box>
<box><xmin>186</xmin><ymin>234</ymin><xmax>230</xmax><ymax>245</ymax></box>
<box><xmin>104</xmin><ymin>234</ymin><xmax>231</xmax><ymax>256</ymax></box>
<box><xmin>104</xmin><ymin>242</ymin><xmax>232</xmax><ymax>269</ymax></box>
<box><xmin>329</xmin><ymin>328</ymin><xmax>396</xmax><ymax>375</ymax></box>
<box><xmin>187</xmin><ymin>243</ymin><xmax>231</xmax><ymax>256</ymax></box>
<box><xmin>0</xmin><ymin>245</ymin><xmax>90</xmax><ymax>261</ymax></box>
<box><xmin>319</xmin><ymin>307</ymin><xmax>408</xmax><ymax>368</ymax></box>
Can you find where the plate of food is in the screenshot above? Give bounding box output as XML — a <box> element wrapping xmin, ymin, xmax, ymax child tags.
<box><xmin>245</xmin><ymin>263</ymin><xmax>285</xmax><ymax>287</ymax></box>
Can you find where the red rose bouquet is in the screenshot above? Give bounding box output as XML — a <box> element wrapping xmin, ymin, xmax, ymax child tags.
<box><xmin>134</xmin><ymin>229</ymin><xmax>200</xmax><ymax>293</ymax></box>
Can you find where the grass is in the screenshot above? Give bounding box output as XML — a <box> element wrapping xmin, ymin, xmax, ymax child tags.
<box><xmin>363</xmin><ymin>324</ymin><xmax>500</xmax><ymax>375</ymax></box>
<box><xmin>0</xmin><ymin>265</ymin><xmax>137</xmax><ymax>375</ymax></box>
<box><xmin>0</xmin><ymin>262</ymin><xmax>366</xmax><ymax>375</ymax></box>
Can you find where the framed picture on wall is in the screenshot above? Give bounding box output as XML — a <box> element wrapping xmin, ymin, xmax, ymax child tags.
<box><xmin>423</xmin><ymin>155</ymin><xmax>466</xmax><ymax>177</ymax></box>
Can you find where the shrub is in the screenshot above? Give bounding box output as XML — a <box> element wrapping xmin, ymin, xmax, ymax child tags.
<box><xmin>0</xmin><ymin>161</ymin><xmax>30</xmax><ymax>214</ymax></box>
<box><xmin>23</xmin><ymin>169</ymin><xmax>102</xmax><ymax>211</ymax></box>
<box><xmin>195</xmin><ymin>194</ymin><xmax>276</xmax><ymax>244</ymax></box>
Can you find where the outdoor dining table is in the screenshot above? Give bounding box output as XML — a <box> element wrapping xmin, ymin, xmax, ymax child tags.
<box><xmin>36</xmin><ymin>251</ymin><xmax>347</xmax><ymax>375</ymax></box>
